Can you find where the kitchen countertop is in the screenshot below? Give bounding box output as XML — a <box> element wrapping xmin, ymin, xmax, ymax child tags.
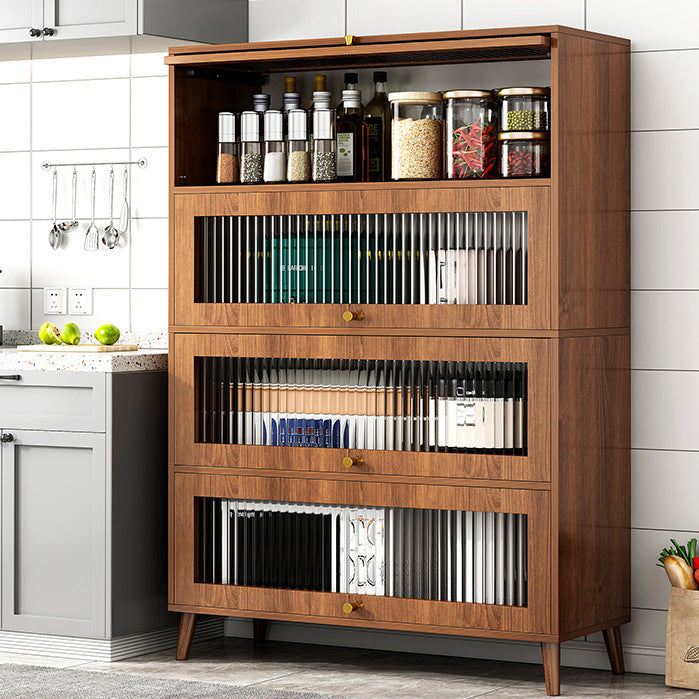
<box><xmin>0</xmin><ymin>347</ymin><xmax>168</xmax><ymax>373</ymax></box>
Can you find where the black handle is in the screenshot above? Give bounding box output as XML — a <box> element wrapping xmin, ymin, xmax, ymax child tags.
<box><xmin>42</xmin><ymin>27</ymin><xmax>55</xmax><ymax>36</ymax></box>
<box><xmin>29</xmin><ymin>28</ymin><xmax>41</xmax><ymax>37</ymax></box>
<box><xmin>0</xmin><ymin>375</ymin><xmax>20</xmax><ymax>381</ymax></box>
<box><xmin>0</xmin><ymin>434</ymin><xmax>14</xmax><ymax>443</ymax></box>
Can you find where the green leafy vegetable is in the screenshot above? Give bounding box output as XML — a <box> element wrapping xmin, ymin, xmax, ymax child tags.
<box><xmin>657</xmin><ymin>538</ymin><xmax>698</xmax><ymax>568</ymax></box>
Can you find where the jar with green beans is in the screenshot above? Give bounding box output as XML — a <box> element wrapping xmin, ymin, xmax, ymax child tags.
<box><xmin>498</xmin><ymin>87</ymin><xmax>550</xmax><ymax>132</ymax></box>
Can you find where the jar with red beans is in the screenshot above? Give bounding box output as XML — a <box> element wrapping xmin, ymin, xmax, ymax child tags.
<box><xmin>498</xmin><ymin>132</ymin><xmax>549</xmax><ymax>178</ymax></box>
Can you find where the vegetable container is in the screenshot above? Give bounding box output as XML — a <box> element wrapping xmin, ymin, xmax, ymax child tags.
<box><xmin>498</xmin><ymin>87</ymin><xmax>550</xmax><ymax>132</ymax></box>
<box><xmin>499</xmin><ymin>132</ymin><xmax>550</xmax><ymax>178</ymax></box>
<box><xmin>443</xmin><ymin>90</ymin><xmax>498</xmax><ymax>179</ymax></box>
<box><xmin>389</xmin><ymin>91</ymin><xmax>442</xmax><ymax>180</ymax></box>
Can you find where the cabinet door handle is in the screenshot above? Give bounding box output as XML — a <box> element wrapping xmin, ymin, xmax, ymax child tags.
<box><xmin>343</xmin><ymin>601</ymin><xmax>364</xmax><ymax>614</ymax></box>
<box><xmin>0</xmin><ymin>375</ymin><xmax>21</xmax><ymax>381</ymax></box>
<box><xmin>42</xmin><ymin>27</ymin><xmax>56</xmax><ymax>36</ymax></box>
<box><xmin>342</xmin><ymin>455</ymin><xmax>364</xmax><ymax>469</ymax></box>
<box><xmin>0</xmin><ymin>433</ymin><xmax>14</xmax><ymax>443</ymax></box>
<box><xmin>342</xmin><ymin>309</ymin><xmax>365</xmax><ymax>322</ymax></box>
<box><xmin>29</xmin><ymin>28</ymin><xmax>42</xmax><ymax>37</ymax></box>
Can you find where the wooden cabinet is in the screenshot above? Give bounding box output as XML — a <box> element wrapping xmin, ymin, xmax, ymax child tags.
<box><xmin>167</xmin><ymin>27</ymin><xmax>630</xmax><ymax>696</ymax></box>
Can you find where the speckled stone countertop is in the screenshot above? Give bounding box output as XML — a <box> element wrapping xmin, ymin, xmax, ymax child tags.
<box><xmin>0</xmin><ymin>347</ymin><xmax>168</xmax><ymax>373</ymax></box>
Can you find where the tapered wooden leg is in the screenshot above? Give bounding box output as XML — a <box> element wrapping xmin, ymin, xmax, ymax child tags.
<box><xmin>176</xmin><ymin>613</ymin><xmax>198</xmax><ymax>661</ymax></box>
<box><xmin>541</xmin><ymin>642</ymin><xmax>561</xmax><ymax>696</ymax></box>
<box><xmin>253</xmin><ymin>618</ymin><xmax>269</xmax><ymax>644</ymax></box>
<box><xmin>602</xmin><ymin>625</ymin><xmax>625</xmax><ymax>675</ymax></box>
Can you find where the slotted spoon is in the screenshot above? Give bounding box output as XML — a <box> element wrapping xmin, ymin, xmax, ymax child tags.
<box><xmin>84</xmin><ymin>167</ymin><xmax>99</xmax><ymax>251</ymax></box>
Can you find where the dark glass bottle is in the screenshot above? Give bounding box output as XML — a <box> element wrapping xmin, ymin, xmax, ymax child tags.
<box><xmin>336</xmin><ymin>89</ymin><xmax>368</xmax><ymax>182</ymax></box>
<box><xmin>364</xmin><ymin>71</ymin><xmax>390</xmax><ymax>181</ymax></box>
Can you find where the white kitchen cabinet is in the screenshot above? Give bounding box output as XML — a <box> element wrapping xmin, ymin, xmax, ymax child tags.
<box><xmin>0</xmin><ymin>0</ymin><xmax>247</xmax><ymax>44</ymax></box>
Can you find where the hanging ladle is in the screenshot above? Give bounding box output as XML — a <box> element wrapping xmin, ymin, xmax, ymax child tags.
<box><xmin>102</xmin><ymin>167</ymin><xmax>118</xmax><ymax>249</ymax></box>
<box><xmin>48</xmin><ymin>167</ymin><xmax>62</xmax><ymax>250</ymax></box>
<box><xmin>59</xmin><ymin>167</ymin><xmax>79</xmax><ymax>233</ymax></box>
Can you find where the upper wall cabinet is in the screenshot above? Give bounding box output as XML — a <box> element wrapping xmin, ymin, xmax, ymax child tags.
<box><xmin>0</xmin><ymin>0</ymin><xmax>248</xmax><ymax>45</ymax></box>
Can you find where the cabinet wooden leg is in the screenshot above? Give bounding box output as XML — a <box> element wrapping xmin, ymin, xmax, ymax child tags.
<box><xmin>176</xmin><ymin>612</ymin><xmax>198</xmax><ymax>661</ymax></box>
<box><xmin>541</xmin><ymin>642</ymin><xmax>561</xmax><ymax>696</ymax></box>
<box><xmin>602</xmin><ymin>625</ymin><xmax>625</xmax><ymax>675</ymax></box>
<box><xmin>253</xmin><ymin>618</ymin><xmax>269</xmax><ymax>644</ymax></box>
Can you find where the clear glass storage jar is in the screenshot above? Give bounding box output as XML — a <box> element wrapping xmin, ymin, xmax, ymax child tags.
<box><xmin>389</xmin><ymin>91</ymin><xmax>442</xmax><ymax>180</ymax></box>
<box><xmin>498</xmin><ymin>87</ymin><xmax>550</xmax><ymax>132</ymax></box>
<box><xmin>443</xmin><ymin>90</ymin><xmax>498</xmax><ymax>179</ymax></box>
<box><xmin>240</xmin><ymin>111</ymin><xmax>263</xmax><ymax>184</ymax></box>
<box><xmin>499</xmin><ymin>132</ymin><xmax>550</xmax><ymax>178</ymax></box>
<box><xmin>287</xmin><ymin>109</ymin><xmax>311</xmax><ymax>183</ymax></box>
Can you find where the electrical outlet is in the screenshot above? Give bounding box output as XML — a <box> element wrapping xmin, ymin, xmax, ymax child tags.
<box><xmin>69</xmin><ymin>287</ymin><xmax>93</xmax><ymax>315</ymax></box>
<box><xmin>43</xmin><ymin>287</ymin><xmax>67</xmax><ymax>315</ymax></box>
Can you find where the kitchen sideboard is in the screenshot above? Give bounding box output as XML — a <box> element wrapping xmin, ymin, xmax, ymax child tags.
<box><xmin>167</xmin><ymin>27</ymin><xmax>630</xmax><ymax>696</ymax></box>
<box><xmin>0</xmin><ymin>349</ymin><xmax>221</xmax><ymax>660</ymax></box>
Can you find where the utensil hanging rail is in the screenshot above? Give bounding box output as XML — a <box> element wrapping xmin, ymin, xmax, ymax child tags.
<box><xmin>42</xmin><ymin>158</ymin><xmax>148</xmax><ymax>170</ymax></box>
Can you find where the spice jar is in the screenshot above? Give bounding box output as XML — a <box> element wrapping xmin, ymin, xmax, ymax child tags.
<box><xmin>287</xmin><ymin>109</ymin><xmax>310</xmax><ymax>183</ymax></box>
<box><xmin>444</xmin><ymin>90</ymin><xmax>498</xmax><ymax>179</ymax></box>
<box><xmin>216</xmin><ymin>112</ymin><xmax>239</xmax><ymax>184</ymax></box>
<box><xmin>499</xmin><ymin>132</ymin><xmax>550</xmax><ymax>178</ymax></box>
<box><xmin>240</xmin><ymin>111</ymin><xmax>263</xmax><ymax>184</ymax></box>
<box><xmin>263</xmin><ymin>110</ymin><xmax>286</xmax><ymax>183</ymax></box>
<box><xmin>389</xmin><ymin>92</ymin><xmax>442</xmax><ymax>180</ymax></box>
<box><xmin>498</xmin><ymin>87</ymin><xmax>550</xmax><ymax>132</ymax></box>
<box><xmin>312</xmin><ymin>108</ymin><xmax>336</xmax><ymax>182</ymax></box>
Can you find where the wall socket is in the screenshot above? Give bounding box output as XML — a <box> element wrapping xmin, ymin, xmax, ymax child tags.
<box><xmin>69</xmin><ymin>287</ymin><xmax>93</xmax><ymax>315</ymax></box>
<box><xmin>43</xmin><ymin>287</ymin><xmax>67</xmax><ymax>315</ymax></box>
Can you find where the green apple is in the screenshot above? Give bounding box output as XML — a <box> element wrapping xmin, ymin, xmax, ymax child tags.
<box><xmin>60</xmin><ymin>322</ymin><xmax>81</xmax><ymax>345</ymax></box>
<box><xmin>95</xmin><ymin>324</ymin><xmax>120</xmax><ymax>345</ymax></box>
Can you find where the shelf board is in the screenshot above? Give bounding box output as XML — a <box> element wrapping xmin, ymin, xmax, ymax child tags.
<box><xmin>174</xmin><ymin>179</ymin><xmax>551</xmax><ymax>195</ymax></box>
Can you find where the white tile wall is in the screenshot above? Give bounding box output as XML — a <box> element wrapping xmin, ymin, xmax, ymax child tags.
<box><xmin>464</xmin><ymin>0</ymin><xmax>584</xmax><ymax>30</ymax></box>
<box><xmin>348</xmin><ymin>0</ymin><xmax>461</xmax><ymax>35</ymax></box>
<box><xmin>0</xmin><ymin>48</ymin><xmax>171</xmax><ymax>332</ymax></box>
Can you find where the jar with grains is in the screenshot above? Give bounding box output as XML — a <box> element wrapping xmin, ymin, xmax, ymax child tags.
<box><xmin>389</xmin><ymin>92</ymin><xmax>442</xmax><ymax>180</ymax></box>
<box><xmin>286</xmin><ymin>109</ymin><xmax>311</xmax><ymax>182</ymax></box>
<box><xmin>443</xmin><ymin>90</ymin><xmax>498</xmax><ymax>179</ymax></box>
<box><xmin>499</xmin><ymin>132</ymin><xmax>550</xmax><ymax>178</ymax></box>
<box><xmin>240</xmin><ymin>111</ymin><xmax>263</xmax><ymax>184</ymax></box>
<box><xmin>312</xmin><ymin>108</ymin><xmax>337</xmax><ymax>182</ymax></box>
<box><xmin>498</xmin><ymin>87</ymin><xmax>550</xmax><ymax>132</ymax></box>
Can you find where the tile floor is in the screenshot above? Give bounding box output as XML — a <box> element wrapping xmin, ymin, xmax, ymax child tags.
<box><xmin>0</xmin><ymin>638</ymin><xmax>695</xmax><ymax>698</ymax></box>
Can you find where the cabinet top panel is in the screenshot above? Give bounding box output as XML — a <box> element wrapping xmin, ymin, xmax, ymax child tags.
<box><xmin>164</xmin><ymin>27</ymin><xmax>627</xmax><ymax>72</ymax></box>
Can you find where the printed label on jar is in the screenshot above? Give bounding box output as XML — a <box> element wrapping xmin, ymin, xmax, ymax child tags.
<box><xmin>336</xmin><ymin>132</ymin><xmax>354</xmax><ymax>176</ymax></box>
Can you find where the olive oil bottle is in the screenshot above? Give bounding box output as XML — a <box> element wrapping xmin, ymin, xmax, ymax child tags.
<box><xmin>336</xmin><ymin>89</ymin><xmax>369</xmax><ymax>182</ymax></box>
<box><xmin>364</xmin><ymin>71</ymin><xmax>390</xmax><ymax>181</ymax></box>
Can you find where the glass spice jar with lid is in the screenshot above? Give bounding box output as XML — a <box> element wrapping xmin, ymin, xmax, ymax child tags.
<box><xmin>240</xmin><ymin>111</ymin><xmax>263</xmax><ymax>184</ymax></box>
<box><xmin>499</xmin><ymin>132</ymin><xmax>550</xmax><ymax>178</ymax></box>
<box><xmin>444</xmin><ymin>90</ymin><xmax>498</xmax><ymax>179</ymax></box>
<box><xmin>287</xmin><ymin>109</ymin><xmax>311</xmax><ymax>183</ymax></box>
<box><xmin>498</xmin><ymin>87</ymin><xmax>550</xmax><ymax>132</ymax></box>
<box><xmin>389</xmin><ymin>91</ymin><xmax>442</xmax><ymax>180</ymax></box>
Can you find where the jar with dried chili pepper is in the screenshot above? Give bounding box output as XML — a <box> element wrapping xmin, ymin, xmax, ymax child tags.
<box><xmin>498</xmin><ymin>132</ymin><xmax>550</xmax><ymax>178</ymax></box>
<box><xmin>444</xmin><ymin>90</ymin><xmax>498</xmax><ymax>179</ymax></box>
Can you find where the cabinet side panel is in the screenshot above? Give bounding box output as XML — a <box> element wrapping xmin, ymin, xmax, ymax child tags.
<box><xmin>111</xmin><ymin>371</ymin><xmax>176</xmax><ymax>637</ymax></box>
<box><xmin>551</xmin><ymin>33</ymin><xmax>630</xmax><ymax>330</ymax></box>
<box><xmin>556</xmin><ymin>334</ymin><xmax>630</xmax><ymax>636</ymax></box>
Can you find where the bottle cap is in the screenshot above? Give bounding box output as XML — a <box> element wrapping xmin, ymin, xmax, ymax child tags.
<box><xmin>344</xmin><ymin>72</ymin><xmax>359</xmax><ymax>84</ymax></box>
<box><xmin>314</xmin><ymin>74</ymin><xmax>327</xmax><ymax>91</ymax></box>
<box><xmin>283</xmin><ymin>93</ymin><xmax>301</xmax><ymax>110</ymax></box>
<box><xmin>240</xmin><ymin>111</ymin><xmax>261</xmax><ymax>142</ymax></box>
<box><xmin>313</xmin><ymin>91</ymin><xmax>332</xmax><ymax>108</ymax></box>
<box><xmin>287</xmin><ymin>109</ymin><xmax>307</xmax><ymax>141</ymax></box>
<box><xmin>313</xmin><ymin>108</ymin><xmax>335</xmax><ymax>140</ymax></box>
<box><xmin>373</xmin><ymin>70</ymin><xmax>387</xmax><ymax>83</ymax></box>
<box><xmin>263</xmin><ymin>109</ymin><xmax>284</xmax><ymax>141</ymax></box>
<box><xmin>252</xmin><ymin>93</ymin><xmax>270</xmax><ymax>112</ymax></box>
<box><xmin>342</xmin><ymin>89</ymin><xmax>362</xmax><ymax>108</ymax></box>
<box><xmin>284</xmin><ymin>76</ymin><xmax>297</xmax><ymax>93</ymax></box>
<box><xmin>218</xmin><ymin>112</ymin><xmax>236</xmax><ymax>142</ymax></box>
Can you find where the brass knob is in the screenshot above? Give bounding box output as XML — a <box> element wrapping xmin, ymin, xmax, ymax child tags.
<box><xmin>342</xmin><ymin>310</ymin><xmax>365</xmax><ymax>322</ymax></box>
<box><xmin>343</xmin><ymin>601</ymin><xmax>364</xmax><ymax>614</ymax></box>
<box><xmin>343</xmin><ymin>455</ymin><xmax>364</xmax><ymax>469</ymax></box>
